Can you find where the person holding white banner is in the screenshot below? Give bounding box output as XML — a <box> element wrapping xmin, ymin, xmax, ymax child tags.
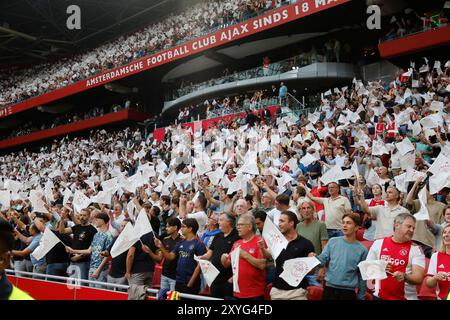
<box><xmin>312</xmin><ymin>212</ymin><xmax>368</xmax><ymax>300</ymax></box>
<box><xmin>222</xmin><ymin>214</ymin><xmax>267</xmax><ymax>300</ymax></box>
<box><xmin>405</xmin><ymin>178</ymin><xmax>446</xmax><ymax>258</ymax></box>
<box><xmin>259</xmin><ymin>211</ymin><xmax>314</xmax><ymax>300</ymax></box>
<box><xmin>366</xmin><ymin>213</ymin><xmax>425</xmax><ymax>300</ymax></box>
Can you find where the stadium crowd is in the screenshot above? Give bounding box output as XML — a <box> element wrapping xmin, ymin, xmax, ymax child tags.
<box><xmin>1</xmin><ymin>56</ymin><xmax>450</xmax><ymax>301</ymax></box>
<box><xmin>0</xmin><ymin>0</ymin><xmax>295</xmax><ymax>107</ymax></box>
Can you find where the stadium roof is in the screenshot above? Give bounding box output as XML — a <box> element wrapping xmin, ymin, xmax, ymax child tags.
<box><xmin>0</xmin><ymin>0</ymin><xmax>199</xmax><ymax>67</ymax></box>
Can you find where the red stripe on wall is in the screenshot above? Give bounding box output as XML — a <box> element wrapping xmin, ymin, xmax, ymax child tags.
<box><xmin>378</xmin><ymin>26</ymin><xmax>450</xmax><ymax>59</ymax></box>
<box><xmin>0</xmin><ymin>109</ymin><xmax>150</xmax><ymax>149</ymax></box>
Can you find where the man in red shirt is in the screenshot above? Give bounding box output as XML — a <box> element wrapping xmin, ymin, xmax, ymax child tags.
<box><xmin>222</xmin><ymin>213</ymin><xmax>266</xmax><ymax>300</ymax></box>
<box><xmin>366</xmin><ymin>213</ymin><xmax>425</xmax><ymax>300</ymax></box>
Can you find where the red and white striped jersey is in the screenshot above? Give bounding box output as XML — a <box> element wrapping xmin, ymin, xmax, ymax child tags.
<box><xmin>367</xmin><ymin>237</ymin><xmax>425</xmax><ymax>300</ymax></box>
<box><xmin>427</xmin><ymin>252</ymin><xmax>450</xmax><ymax>300</ymax></box>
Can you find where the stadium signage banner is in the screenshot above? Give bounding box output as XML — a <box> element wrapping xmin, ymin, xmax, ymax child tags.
<box><xmin>4</xmin><ymin>0</ymin><xmax>350</xmax><ymax>118</ymax></box>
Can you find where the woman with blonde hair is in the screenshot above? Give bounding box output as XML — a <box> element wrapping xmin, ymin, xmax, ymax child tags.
<box><xmin>426</xmin><ymin>223</ymin><xmax>450</xmax><ymax>300</ymax></box>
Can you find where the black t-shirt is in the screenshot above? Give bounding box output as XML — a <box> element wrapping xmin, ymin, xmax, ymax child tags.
<box><xmin>46</xmin><ymin>231</ymin><xmax>72</xmax><ymax>264</ymax></box>
<box><xmin>161</xmin><ymin>234</ymin><xmax>183</xmax><ymax>279</ymax></box>
<box><xmin>108</xmin><ymin>237</ymin><xmax>127</xmax><ymax>278</ymax></box>
<box><xmin>273</xmin><ymin>235</ymin><xmax>315</xmax><ymax>290</ymax></box>
<box><xmin>150</xmin><ymin>216</ymin><xmax>160</xmax><ymax>237</ymax></box>
<box><xmin>131</xmin><ymin>232</ymin><xmax>158</xmax><ymax>274</ymax></box>
<box><xmin>209</xmin><ymin>229</ymin><xmax>240</xmax><ymax>283</ymax></box>
<box><xmin>71</xmin><ymin>224</ymin><xmax>97</xmax><ymax>262</ymax></box>
<box><xmin>13</xmin><ymin>229</ymin><xmax>31</xmax><ymax>262</ymax></box>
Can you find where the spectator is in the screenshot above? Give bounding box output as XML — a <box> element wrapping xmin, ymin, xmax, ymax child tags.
<box><xmin>59</xmin><ymin>208</ymin><xmax>97</xmax><ymax>280</ymax></box>
<box><xmin>366</xmin><ymin>213</ymin><xmax>425</xmax><ymax>300</ymax></box>
<box><xmin>222</xmin><ymin>213</ymin><xmax>267</xmax><ymax>300</ymax></box>
<box><xmin>199</xmin><ymin>213</ymin><xmax>239</xmax><ymax>299</ymax></box>
<box><xmin>313</xmin><ymin>212</ymin><xmax>368</xmax><ymax>300</ymax></box>
<box><xmin>426</xmin><ymin>223</ymin><xmax>450</xmax><ymax>300</ymax></box>
<box><xmin>261</xmin><ymin>211</ymin><xmax>314</xmax><ymax>300</ymax></box>
<box><xmin>155</xmin><ymin>218</ymin><xmax>207</xmax><ymax>294</ymax></box>
<box><xmin>301</xmin><ymin>182</ymin><xmax>352</xmax><ymax>239</ymax></box>
<box><xmin>66</xmin><ymin>212</ymin><xmax>113</xmax><ymax>288</ymax></box>
<box><xmin>0</xmin><ymin>218</ymin><xmax>34</xmax><ymax>300</ymax></box>
<box><xmin>159</xmin><ymin>217</ymin><xmax>183</xmax><ymax>291</ymax></box>
<box><xmin>358</xmin><ymin>186</ymin><xmax>410</xmax><ymax>239</ymax></box>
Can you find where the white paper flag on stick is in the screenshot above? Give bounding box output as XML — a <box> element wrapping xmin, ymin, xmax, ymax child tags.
<box><xmin>30</xmin><ymin>190</ymin><xmax>49</xmax><ymax>213</ymax></box>
<box><xmin>400</xmin><ymin>152</ymin><xmax>416</xmax><ymax>171</ymax></box>
<box><xmin>415</xmin><ymin>187</ymin><xmax>430</xmax><ymax>221</ymax></box>
<box><xmin>0</xmin><ymin>190</ymin><xmax>11</xmax><ymax>209</ymax></box>
<box><xmin>62</xmin><ymin>188</ymin><xmax>72</xmax><ymax>206</ymax></box>
<box><xmin>93</xmin><ymin>190</ymin><xmax>112</xmax><ymax>205</ymax></box>
<box><xmin>358</xmin><ymin>260</ymin><xmax>388</xmax><ymax>281</ymax></box>
<box><xmin>366</xmin><ymin>169</ymin><xmax>381</xmax><ymax>187</ymax></box>
<box><xmin>134</xmin><ymin>208</ymin><xmax>154</xmax><ymax>238</ymax></box>
<box><xmin>427</xmin><ymin>152</ymin><xmax>450</xmax><ymax>176</ymax></box>
<box><xmin>31</xmin><ymin>228</ymin><xmax>63</xmax><ymax>261</ymax></box>
<box><xmin>429</xmin><ymin>171</ymin><xmax>450</xmax><ymax>195</ymax></box>
<box><xmin>279</xmin><ymin>257</ymin><xmax>321</xmax><ymax>287</ymax></box>
<box><xmin>4</xmin><ymin>179</ymin><xmax>23</xmax><ymax>194</ymax></box>
<box><xmin>230</xmin><ymin>246</ymin><xmax>240</xmax><ymax>293</ymax></box>
<box><xmin>194</xmin><ymin>256</ymin><xmax>220</xmax><ymax>287</ymax></box>
<box><xmin>73</xmin><ymin>190</ymin><xmax>91</xmax><ymax>213</ymax></box>
<box><xmin>351</xmin><ymin>161</ymin><xmax>360</xmax><ymax>177</ymax></box>
<box><xmin>395</xmin><ymin>138</ymin><xmax>415</xmax><ymax>156</ymax></box>
<box><xmin>394</xmin><ymin>173</ymin><xmax>408</xmax><ymax>193</ymax></box>
<box><xmin>405</xmin><ymin>168</ymin><xmax>426</xmax><ymax>182</ymax></box>
<box><xmin>262</xmin><ymin>217</ymin><xmax>288</xmax><ymax>260</ymax></box>
<box><xmin>110</xmin><ymin>222</ymin><xmax>138</xmax><ymax>258</ymax></box>
<box><xmin>320</xmin><ymin>165</ymin><xmax>344</xmax><ymax>185</ymax></box>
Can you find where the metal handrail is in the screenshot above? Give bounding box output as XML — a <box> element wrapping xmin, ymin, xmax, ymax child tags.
<box><xmin>5</xmin><ymin>269</ymin><xmax>222</xmax><ymax>300</ymax></box>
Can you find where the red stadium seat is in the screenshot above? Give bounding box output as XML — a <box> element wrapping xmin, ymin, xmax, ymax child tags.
<box><xmin>306</xmin><ymin>286</ymin><xmax>323</xmax><ymax>300</ymax></box>
<box><xmin>360</xmin><ymin>240</ymin><xmax>374</xmax><ymax>251</ymax></box>
<box><xmin>356</xmin><ymin>228</ymin><xmax>365</xmax><ymax>241</ymax></box>
<box><xmin>264</xmin><ymin>283</ymin><xmax>272</xmax><ymax>300</ymax></box>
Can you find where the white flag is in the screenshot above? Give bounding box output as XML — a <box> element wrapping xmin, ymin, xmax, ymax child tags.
<box><xmin>73</xmin><ymin>190</ymin><xmax>91</xmax><ymax>213</ymax></box>
<box><xmin>31</xmin><ymin>228</ymin><xmax>62</xmax><ymax>261</ymax></box>
<box><xmin>4</xmin><ymin>179</ymin><xmax>23</xmax><ymax>194</ymax></box>
<box><xmin>230</xmin><ymin>246</ymin><xmax>240</xmax><ymax>293</ymax></box>
<box><xmin>30</xmin><ymin>190</ymin><xmax>49</xmax><ymax>213</ymax></box>
<box><xmin>358</xmin><ymin>260</ymin><xmax>388</xmax><ymax>281</ymax></box>
<box><xmin>366</xmin><ymin>169</ymin><xmax>381</xmax><ymax>187</ymax></box>
<box><xmin>110</xmin><ymin>222</ymin><xmax>138</xmax><ymax>258</ymax></box>
<box><xmin>280</xmin><ymin>257</ymin><xmax>320</xmax><ymax>287</ymax></box>
<box><xmin>62</xmin><ymin>188</ymin><xmax>72</xmax><ymax>206</ymax></box>
<box><xmin>351</xmin><ymin>161</ymin><xmax>360</xmax><ymax>177</ymax></box>
<box><xmin>395</xmin><ymin>138</ymin><xmax>415</xmax><ymax>156</ymax></box>
<box><xmin>427</xmin><ymin>152</ymin><xmax>450</xmax><ymax>176</ymax></box>
<box><xmin>194</xmin><ymin>256</ymin><xmax>220</xmax><ymax>287</ymax></box>
<box><xmin>320</xmin><ymin>165</ymin><xmax>344</xmax><ymax>185</ymax></box>
<box><xmin>0</xmin><ymin>190</ymin><xmax>11</xmax><ymax>210</ymax></box>
<box><xmin>300</xmin><ymin>153</ymin><xmax>317</xmax><ymax>167</ymax></box>
<box><xmin>134</xmin><ymin>208</ymin><xmax>154</xmax><ymax>238</ymax></box>
<box><xmin>262</xmin><ymin>217</ymin><xmax>288</xmax><ymax>260</ymax></box>
<box><xmin>415</xmin><ymin>187</ymin><xmax>430</xmax><ymax>221</ymax></box>
<box><xmin>93</xmin><ymin>190</ymin><xmax>112</xmax><ymax>205</ymax></box>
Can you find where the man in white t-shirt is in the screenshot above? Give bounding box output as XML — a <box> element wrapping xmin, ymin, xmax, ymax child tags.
<box><xmin>359</xmin><ymin>186</ymin><xmax>410</xmax><ymax>239</ymax></box>
<box><xmin>302</xmin><ymin>182</ymin><xmax>351</xmax><ymax>239</ymax></box>
<box><xmin>180</xmin><ymin>194</ymin><xmax>208</xmax><ymax>237</ymax></box>
<box><xmin>366</xmin><ymin>213</ymin><xmax>425</xmax><ymax>300</ymax></box>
